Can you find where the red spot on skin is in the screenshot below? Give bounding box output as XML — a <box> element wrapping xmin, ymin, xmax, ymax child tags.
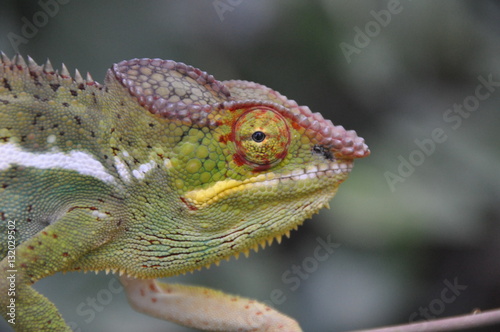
<box><xmin>232</xmin><ymin>153</ymin><xmax>246</xmax><ymax>167</ymax></box>
<box><xmin>291</xmin><ymin>121</ymin><xmax>301</xmax><ymax>131</ymax></box>
<box><xmin>256</xmin><ymin>312</ymin><xmax>263</xmax><ymax>315</ymax></box>
<box><xmin>140</xmin><ymin>289</ymin><xmax>145</xmax><ymax>296</ymax></box>
<box><xmin>149</xmin><ymin>283</ymin><xmax>157</xmax><ymax>292</ymax></box>
<box><xmin>230</xmin><ymin>297</ymin><xmax>238</xmax><ymax>302</ymax></box>
<box><xmin>20</xmin><ymin>263</ymin><xmax>27</xmax><ymax>268</ymax></box>
<box><xmin>52</xmin><ymin>234</ymin><xmax>58</xmax><ymax>238</ymax></box>
<box><xmin>42</xmin><ymin>231</ymin><xmax>48</xmax><ymax>236</ymax></box>
<box><xmin>180</xmin><ymin>197</ymin><xmax>198</xmax><ymax>211</ymax></box>
<box><xmin>67</xmin><ymin>205</ymin><xmax>98</xmax><ymax>213</ymax></box>
<box><xmin>28</xmin><ymin>245</ymin><xmax>34</xmax><ymax>250</ymax></box>
<box><xmin>218</xmin><ymin>133</ymin><xmax>231</xmax><ymax>144</ymax></box>
<box><xmin>244</xmin><ymin>305</ymin><xmax>250</xmax><ymax>309</ymax></box>
<box><xmin>62</xmin><ymin>252</ymin><xmax>69</xmax><ymax>257</ymax></box>
<box><xmin>151</xmin><ymin>297</ymin><xmax>157</xmax><ymax>303</ymax></box>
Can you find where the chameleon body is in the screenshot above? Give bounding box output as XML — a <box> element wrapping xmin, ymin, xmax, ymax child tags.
<box><xmin>0</xmin><ymin>54</ymin><xmax>369</xmax><ymax>331</ymax></box>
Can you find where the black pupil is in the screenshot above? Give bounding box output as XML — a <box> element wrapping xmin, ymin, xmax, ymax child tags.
<box><xmin>252</xmin><ymin>131</ymin><xmax>266</xmax><ymax>143</ymax></box>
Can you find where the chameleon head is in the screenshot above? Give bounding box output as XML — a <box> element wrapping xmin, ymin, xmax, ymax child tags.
<box><xmin>112</xmin><ymin>59</ymin><xmax>369</xmax><ymax>271</ymax></box>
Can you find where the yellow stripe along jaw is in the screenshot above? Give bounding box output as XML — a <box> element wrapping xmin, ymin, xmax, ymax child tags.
<box><xmin>183</xmin><ymin>161</ymin><xmax>353</xmax><ymax>209</ymax></box>
<box><xmin>184</xmin><ymin>173</ymin><xmax>271</xmax><ymax>208</ymax></box>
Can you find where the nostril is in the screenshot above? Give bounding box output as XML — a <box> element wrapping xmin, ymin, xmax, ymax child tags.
<box><xmin>312</xmin><ymin>145</ymin><xmax>334</xmax><ymax>161</ymax></box>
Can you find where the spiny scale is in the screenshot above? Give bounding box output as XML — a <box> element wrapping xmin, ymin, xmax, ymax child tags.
<box><xmin>27</xmin><ymin>56</ymin><xmax>38</xmax><ymax>70</ymax></box>
<box><xmin>86</xmin><ymin>72</ymin><xmax>94</xmax><ymax>83</ymax></box>
<box><xmin>0</xmin><ymin>51</ymin><xmax>10</xmax><ymax>64</ymax></box>
<box><xmin>60</xmin><ymin>63</ymin><xmax>70</xmax><ymax>78</ymax></box>
<box><xmin>14</xmin><ymin>54</ymin><xmax>26</xmax><ymax>67</ymax></box>
<box><xmin>74</xmin><ymin>69</ymin><xmax>84</xmax><ymax>83</ymax></box>
<box><xmin>43</xmin><ymin>58</ymin><xmax>54</xmax><ymax>73</ymax></box>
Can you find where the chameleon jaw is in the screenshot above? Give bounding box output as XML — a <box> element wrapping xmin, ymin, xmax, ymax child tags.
<box><xmin>183</xmin><ymin>161</ymin><xmax>353</xmax><ymax>210</ymax></box>
<box><xmin>80</xmin><ymin>163</ymin><xmax>351</xmax><ymax>279</ymax></box>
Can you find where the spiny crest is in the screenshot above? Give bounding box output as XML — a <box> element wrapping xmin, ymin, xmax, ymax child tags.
<box><xmin>112</xmin><ymin>58</ymin><xmax>370</xmax><ymax>159</ymax></box>
<box><xmin>0</xmin><ymin>52</ymin><xmax>101</xmax><ymax>89</ymax></box>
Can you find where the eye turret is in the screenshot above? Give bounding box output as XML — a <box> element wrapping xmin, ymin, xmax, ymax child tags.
<box><xmin>233</xmin><ymin>107</ymin><xmax>290</xmax><ymax>168</ymax></box>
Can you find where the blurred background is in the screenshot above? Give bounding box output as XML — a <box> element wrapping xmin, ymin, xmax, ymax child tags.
<box><xmin>1</xmin><ymin>1</ymin><xmax>499</xmax><ymax>331</ymax></box>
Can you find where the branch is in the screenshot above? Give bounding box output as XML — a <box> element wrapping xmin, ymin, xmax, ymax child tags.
<box><xmin>349</xmin><ymin>308</ymin><xmax>500</xmax><ymax>332</ymax></box>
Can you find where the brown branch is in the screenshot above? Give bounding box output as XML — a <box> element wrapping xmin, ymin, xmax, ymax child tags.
<box><xmin>349</xmin><ymin>308</ymin><xmax>500</xmax><ymax>332</ymax></box>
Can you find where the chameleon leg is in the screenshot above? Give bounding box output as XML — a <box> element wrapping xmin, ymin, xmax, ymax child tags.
<box><xmin>121</xmin><ymin>276</ymin><xmax>303</xmax><ymax>332</ymax></box>
<box><xmin>0</xmin><ymin>208</ymin><xmax>112</xmax><ymax>332</ymax></box>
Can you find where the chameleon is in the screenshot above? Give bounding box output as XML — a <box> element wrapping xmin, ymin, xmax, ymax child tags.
<box><xmin>0</xmin><ymin>53</ymin><xmax>369</xmax><ymax>332</ymax></box>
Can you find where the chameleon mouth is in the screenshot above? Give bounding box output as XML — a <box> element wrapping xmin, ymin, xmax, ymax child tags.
<box><xmin>200</xmin><ymin>162</ymin><xmax>353</xmax><ymax>267</ymax></box>
<box><xmin>183</xmin><ymin>161</ymin><xmax>353</xmax><ymax>209</ymax></box>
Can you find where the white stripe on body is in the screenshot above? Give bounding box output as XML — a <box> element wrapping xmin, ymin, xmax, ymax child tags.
<box><xmin>0</xmin><ymin>142</ymin><xmax>117</xmax><ymax>184</ymax></box>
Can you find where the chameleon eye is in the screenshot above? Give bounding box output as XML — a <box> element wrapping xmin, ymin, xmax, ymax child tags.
<box><xmin>233</xmin><ymin>107</ymin><xmax>290</xmax><ymax>167</ymax></box>
<box><xmin>251</xmin><ymin>131</ymin><xmax>266</xmax><ymax>143</ymax></box>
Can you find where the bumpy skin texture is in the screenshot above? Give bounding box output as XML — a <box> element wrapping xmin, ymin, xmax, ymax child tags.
<box><xmin>0</xmin><ymin>54</ymin><xmax>369</xmax><ymax>331</ymax></box>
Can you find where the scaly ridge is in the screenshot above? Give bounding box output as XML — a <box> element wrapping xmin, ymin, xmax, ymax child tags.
<box><xmin>0</xmin><ymin>53</ymin><xmax>102</xmax><ymax>88</ymax></box>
